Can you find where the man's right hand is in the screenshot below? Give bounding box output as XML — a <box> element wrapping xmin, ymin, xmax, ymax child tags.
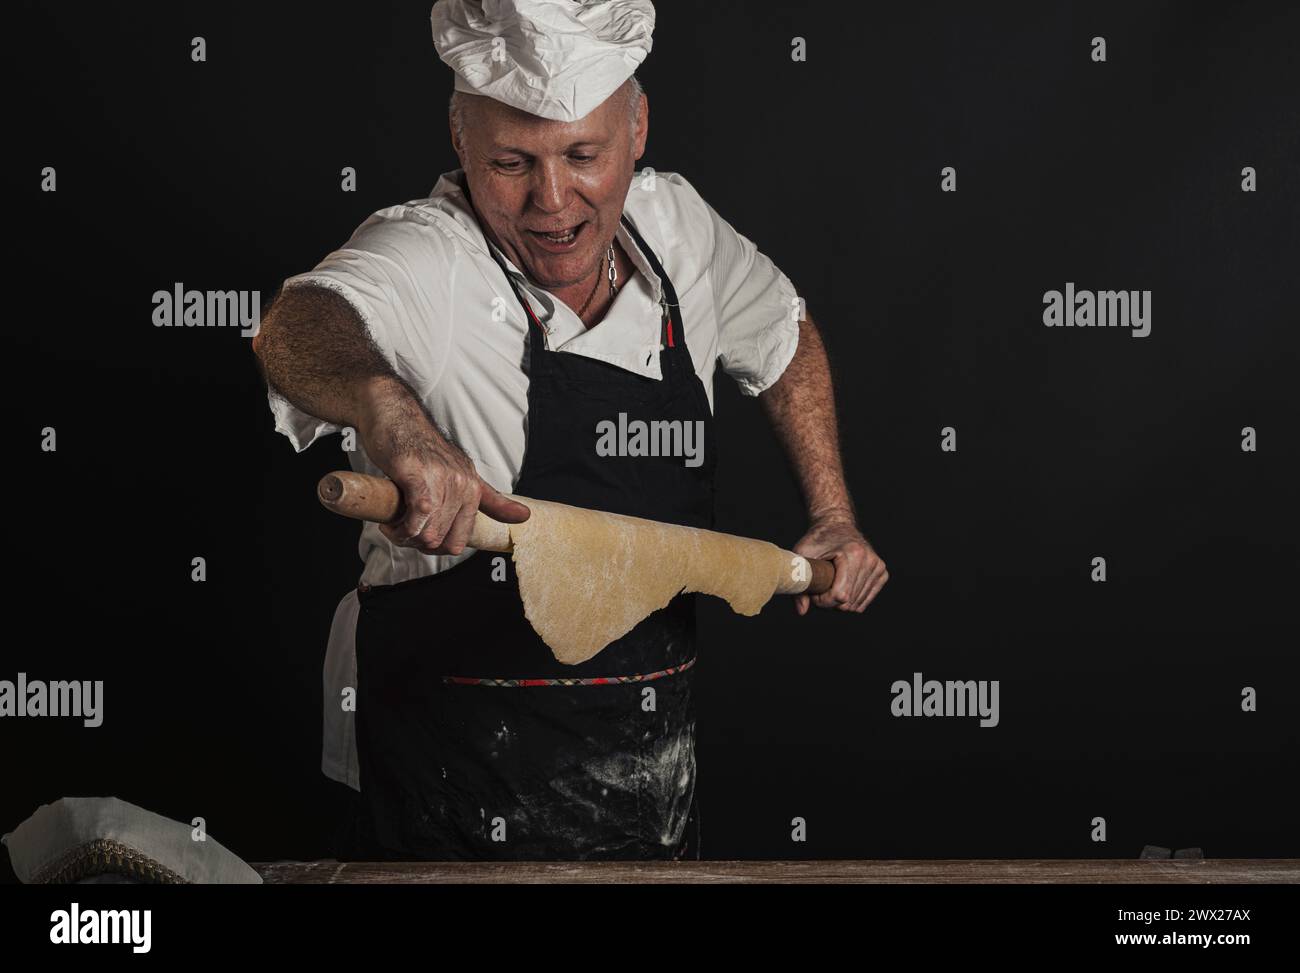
<box><xmin>357</xmin><ymin>378</ymin><xmax>530</xmax><ymax>556</ymax></box>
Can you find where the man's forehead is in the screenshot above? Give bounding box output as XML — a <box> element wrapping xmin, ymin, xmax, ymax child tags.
<box><xmin>485</xmin><ymin>131</ymin><xmax>613</xmax><ymax>152</ymax></box>
<box><xmin>468</xmin><ymin>95</ymin><xmax>624</xmax><ymax>148</ymax></box>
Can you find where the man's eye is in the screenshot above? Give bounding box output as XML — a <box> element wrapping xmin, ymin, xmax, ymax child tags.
<box><xmin>494</xmin><ymin>159</ymin><xmax>525</xmax><ymax>171</ymax></box>
<box><xmin>570</xmin><ymin>154</ymin><xmax>596</xmax><ymax>163</ymax></box>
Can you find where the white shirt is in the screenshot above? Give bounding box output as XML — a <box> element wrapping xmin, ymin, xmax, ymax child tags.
<box><xmin>267</xmin><ymin>167</ymin><xmax>801</xmax><ymax>789</ymax></box>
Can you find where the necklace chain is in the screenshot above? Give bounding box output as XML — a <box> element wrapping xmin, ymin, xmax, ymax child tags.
<box><xmin>578</xmin><ymin>242</ymin><xmax>618</xmax><ymax>319</ymax></box>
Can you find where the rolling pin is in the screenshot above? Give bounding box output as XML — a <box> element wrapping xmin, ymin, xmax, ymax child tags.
<box><xmin>317</xmin><ymin>471</ymin><xmax>835</xmax><ymax>596</ymax></box>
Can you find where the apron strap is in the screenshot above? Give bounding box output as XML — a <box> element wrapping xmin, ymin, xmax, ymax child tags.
<box><xmin>485</xmin><ymin>243</ymin><xmax>547</xmax><ymax>334</ymax></box>
<box><xmin>619</xmin><ymin>213</ymin><xmax>686</xmax><ymax>352</ymax></box>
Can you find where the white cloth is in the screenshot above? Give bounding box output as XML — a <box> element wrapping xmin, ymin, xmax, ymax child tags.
<box><xmin>268</xmin><ymin>167</ymin><xmax>800</xmax><ymax>789</ymax></box>
<box><xmin>2</xmin><ymin>797</ymin><xmax>262</xmax><ymax>884</ymax></box>
<box><xmin>431</xmin><ymin>0</ymin><xmax>655</xmax><ymax>122</ymax></box>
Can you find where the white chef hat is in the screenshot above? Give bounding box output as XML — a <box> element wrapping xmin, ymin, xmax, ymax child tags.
<box><xmin>431</xmin><ymin>0</ymin><xmax>655</xmax><ymax>122</ymax></box>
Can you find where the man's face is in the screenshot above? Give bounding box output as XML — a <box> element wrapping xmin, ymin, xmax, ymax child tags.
<box><xmin>452</xmin><ymin>83</ymin><xmax>648</xmax><ymax>290</ymax></box>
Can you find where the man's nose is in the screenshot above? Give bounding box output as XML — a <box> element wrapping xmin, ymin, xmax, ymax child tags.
<box><xmin>528</xmin><ymin>160</ymin><xmax>571</xmax><ymax>214</ymax></box>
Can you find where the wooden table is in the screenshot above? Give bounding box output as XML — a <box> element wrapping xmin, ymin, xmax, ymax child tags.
<box><xmin>254</xmin><ymin>859</ymin><xmax>1300</xmax><ymax>884</ymax></box>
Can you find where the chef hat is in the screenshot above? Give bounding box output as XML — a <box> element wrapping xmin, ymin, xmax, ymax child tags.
<box><xmin>431</xmin><ymin>0</ymin><xmax>655</xmax><ymax>122</ymax></box>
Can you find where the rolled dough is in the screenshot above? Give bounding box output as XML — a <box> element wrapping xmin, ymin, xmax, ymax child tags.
<box><xmin>506</xmin><ymin>496</ymin><xmax>792</xmax><ymax>665</ymax></box>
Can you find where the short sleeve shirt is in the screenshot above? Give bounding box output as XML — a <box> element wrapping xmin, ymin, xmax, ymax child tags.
<box><xmin>268</xmin><ymin>167</ymin><xmax>800</xmax><ymax>586</ymax></box>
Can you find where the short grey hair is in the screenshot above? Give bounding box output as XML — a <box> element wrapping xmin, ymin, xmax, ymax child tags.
<box><xmin>449</xmin><ymin>73</ymin><xmax>643</xmax><ymax>149</ymax></box>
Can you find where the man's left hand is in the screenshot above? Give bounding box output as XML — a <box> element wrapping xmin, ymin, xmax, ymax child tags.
<box><xmin>791</xmin><ymin>516</ymin><xmax>888</xmax><ymax>615</ymax></box>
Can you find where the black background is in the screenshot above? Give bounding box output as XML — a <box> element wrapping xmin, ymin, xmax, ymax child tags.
<box><xmin>5</xmin><ymin>0</ymin><xmax>1297</xmax><ymax>876</ymax></box>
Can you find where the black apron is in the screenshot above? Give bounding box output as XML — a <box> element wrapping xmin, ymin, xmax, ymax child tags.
<box><xmin>350</xmin><ymin>213</ymin><xmax>716</xmax><ymax>860</ymax></box>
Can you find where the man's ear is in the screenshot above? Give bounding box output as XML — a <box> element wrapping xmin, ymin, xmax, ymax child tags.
<box><xmin>632</xmin><ymin>93</ymin><xmax>649</xmax><ymax>160</ymax></box>
<box><xmin>449</xmin><ymin>111</ymin><xmax>462</xmax><ymax>160</ymax></box>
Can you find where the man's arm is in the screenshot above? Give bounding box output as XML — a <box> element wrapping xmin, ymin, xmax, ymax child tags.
<box><xmin>254</xmin><ymin>283</ymin><xmax>404</xmax><ymax>435</ymax></box>
<box><xmin>757</xmin><ymin>311</ymin><xmax>889</xmax><ymax>613</ymax></box>
<box><xmin>253</xmin><ymin>284</ymin><xmax>528</xmax><ymax>552</ymax></box>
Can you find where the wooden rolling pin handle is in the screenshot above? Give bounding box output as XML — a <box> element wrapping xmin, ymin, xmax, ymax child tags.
<box><xmin>317</xmin><ymin>472</ymin><xmax>513</xmax><ymax>552</ymax></box>
<box><xmin>806</xmin><ymin>557</ymin><xmax>836</xmax><ymax>596</ymax></box>
<box><xmin>318</xmin><ymin>471</ymin><xmax>402</xmax><ymax>523</ymax></box>
<box><xmin>780</xmin><ymin>553</ymin><xmax>835</xmax><ymax>596</ymax></box>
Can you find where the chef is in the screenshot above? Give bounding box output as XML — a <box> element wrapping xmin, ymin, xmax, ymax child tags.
<box><xmin>254</xmin><ymin>0</ymin><xmax>888</xmax><ymax>861</ymax></box>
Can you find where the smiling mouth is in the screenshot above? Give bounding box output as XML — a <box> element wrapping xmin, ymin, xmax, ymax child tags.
<box><xmin>526</xmin><ymin>221</ymin><xmax>586</xmax><ymax>245</ymax></box>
